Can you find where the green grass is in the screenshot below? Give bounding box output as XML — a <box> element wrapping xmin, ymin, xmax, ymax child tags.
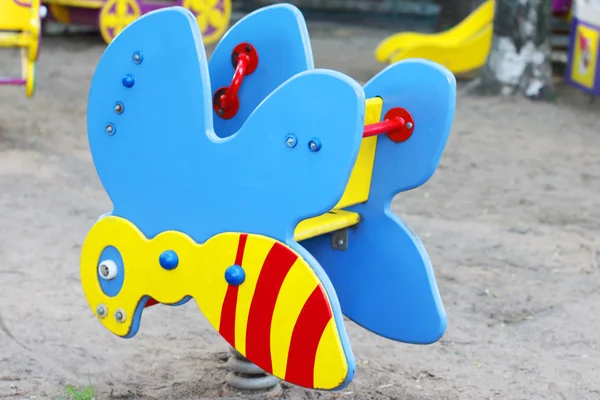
<box><xmin>63</xmin><ymin>380</ymin><xmax>96</xmax><ymax>400</ymax></box>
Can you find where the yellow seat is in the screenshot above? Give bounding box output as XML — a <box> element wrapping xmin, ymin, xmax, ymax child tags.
<box><xmin>294</xmin><ymin>97</ymin><xmax>383</xmax><ymax>242</ymax></box>
<box><xmin>0</xmin><ymin>0</ymin><xmax>42</xmax><ymax>96</ymax></box>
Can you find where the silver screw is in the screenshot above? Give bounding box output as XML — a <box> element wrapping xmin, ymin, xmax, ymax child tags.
<box><xmin>97</xmin><ymin>304</ymin><xmax>107</xmax><ymax>319</ymax></box>
<box><xmin>114</xmin><ymin>103</ymin><xmax>123</xmax><ymax>113</ymax></box>
<box><xmin>309</xmin><ymin>141</ymin><xmax>317</xmax><ymax>150</ymax></box>
<box><xmin>132</xmin><ymin>52</ymin><xmax>142</xmax><ymax>64</ymax></box>
<box><xmin>115</xmin><ymin>308</ymin><xmax>126</xmax><ymax>323</ymax></box>
<box><xmin>285</xmin><ymin>135</ymin><xmax>297</xmax><ymax>148</ymax></box>
<box><xmin>337</xmin><ymin>239</ymin><xmax>345</xmax><ymax>246</ymax></box>
<box><xmin>105</xmin><ymin>124</ymin><xmax>115</xmax><ymax>135</ymax></box>
<box><xmin>406</xmin><ymin>122</ymin><xmax>413</xmax><ymax>129</ymax></box>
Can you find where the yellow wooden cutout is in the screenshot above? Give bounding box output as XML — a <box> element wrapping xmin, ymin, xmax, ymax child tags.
<box><xmin>80</xmin><ymin>216</ymin><xmax>348</xmax><ymax>390</ymax></box>
<box><xmin>99</xmin><ymin>0</ymin><xmax>141</xmax><ymax>44</ymax></box>
<box><xmin>333</xmin><ymin>97</ymin><xmax>382</xmax><ymax>209</ymax></box>
<box><xmin>295</xmin><ymin>210</ymin><xmax>360</xmax><ymax>242</ymax></box>
<box><xmin>182</xmin><ymin>0</ymin><xmax>231</xmax><ymax>46</ymax></box>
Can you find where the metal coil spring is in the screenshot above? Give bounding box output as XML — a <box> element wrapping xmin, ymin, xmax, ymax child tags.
<box><xmin>225</xmin><ymin>346</ymin><xmax>282</xmax><ymax>395</ymax></box>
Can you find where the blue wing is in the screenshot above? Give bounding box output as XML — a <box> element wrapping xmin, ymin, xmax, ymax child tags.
<box><xmin>209</xmin><ymin>3</ymin><xmax>314</xmax><ymax>138</ymax></box>
<box><xmin>364</xmin><ymin>59</ymin><xmax>456</xmax><ymax>194</ymax></box>
<box><xmin>302</xmin><ymin>60</ymin><xmax>456</xmax><ymax>344</ymax></box>
<box><xmin>87</xmin><ymin>7</ymin><xmax>365</xmax><ymax>244</ymax></box>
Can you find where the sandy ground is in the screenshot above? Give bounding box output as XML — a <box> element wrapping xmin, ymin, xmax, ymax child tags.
<box><xmin>1</xmin><ymin>18</ymin><xmax>600</xmax><ymax>400</ymax></box>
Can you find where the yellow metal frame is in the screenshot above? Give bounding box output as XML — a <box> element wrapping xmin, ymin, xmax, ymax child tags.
<box><xmin>294</xmin><ymin>97</ymin><xmax>382</xmax><ymax>241</ymax></box>
<box><xmin>0</xmin><ymin>0</ymin><xmax>41</xmax><ymax>97</ymax></box>
<box><xmin>44</xmin><ymin>0</ymin><xmax>104</xmax><ymax>7</ymax></box>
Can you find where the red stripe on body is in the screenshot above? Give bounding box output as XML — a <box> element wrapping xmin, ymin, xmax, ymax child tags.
<box><xmin>245</xmin><ymin>242</ymin><xmax>298</xmax><ymax>373</ymax></box>
<box><xmin>285</xmin><ymin>285</ymin><xmax>333</xmax><ymax>388</ymax></box>
<box><xmin>144</xmin><ymin>298</ymin><xmax>159</xmax><ymax>308</ymax></box>
<box><xmin>218</xmin><ymin>234</ymin><xmax>248</xmax><ymax>346</ymax></box>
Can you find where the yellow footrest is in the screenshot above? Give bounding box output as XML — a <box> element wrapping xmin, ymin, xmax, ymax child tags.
<box><xmin>294</xmin><ymin>210</ymin><xmax>360</xmax><ymax>242</ymax></box>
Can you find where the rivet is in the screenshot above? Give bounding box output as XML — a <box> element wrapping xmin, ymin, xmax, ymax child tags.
<box><xmin>285</xmin><ymin>134</ymin><xmax>297</xmax><ymax>148</ymax></box>
<box><xmin>132</xmin><ymin>51</ymin><xmax>143</xmax><ymax>64</ymax></box>
<box><xmin>308</xmin><ymin>138</ymin><xmax>321</xmax><ymax>152</ymax></box>
<box><xmin>217</xmin><ymin>109</ymin><xmax>224</xmax><ymax>116</ymax></box>
<box><xmin>337</xmin><ymin>239</ymin><xmax>345</xmax><ymax>246</ymax></box>
<box><xmin>406</xmin><ymin>122</ymin><xmax>413</xmax><ymax>129</ymax></box>
<box><xmin>114</xmin><ymin>102</ymin><xmax>124</xmax><ymax>114</ymax></box>
<box><xmin>115</xmin><ymin>308</ymin><xmax>126</xmax><ymax>323</ymax></box>
<box><xmin>122</xmin><ymin>74</ymin><xmax>135</xmax><ymax>88</ymax></box>
<box><xmin>225</xmin><ymin>265</ymin><xmax>245</xmax><ymax>286</ymax></box>
<box><xmin>159</xmin><ymin>250</ymin><xmax>179</xmax><ymax>270</ymax></box>
<box><xmin>96</xmin><ymin>304</ymin><xmax>107</xmax><ymax>319</ymax></box>
<box><xmin>105</xmin><ymin>124</ymin><xmax>115</xmax><ymax>135</ymax></box>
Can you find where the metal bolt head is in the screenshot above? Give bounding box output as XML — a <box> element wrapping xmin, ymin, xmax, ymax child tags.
<box><xmin>96</xmin><ymin>304</ymin><xmax>107</xmax><ymax>319</ymax></box>
<box><xmin>98</xmin><ymin>259</ymin><xmax>118</xmax><ymax>280</ymax></box>
<box><xmin>115</xmin><ymin>308</ymin><xmax>126</xmax><ymax>323</ymax></box>
<box><xmin>114</xmin><ymin>103</ymin><xmax>124</xmax><ymax>114</ymax></box>
<box><xmin>337</xmin><ymin>239</ymin><xmax>345</xmax><ymax>246</ymax></box>
<box><xmin>285</xmin><ymin>134</ymin><xmax>297</xmax><ymax>148</ymax></box>
<box><xmin>308</xmin><ymin>138</ymin><xmax>322</xmax><ymax>152</ymax></box>
<box><xmin>132</xmin><ymin>52</ymin><xmax>143</xmax><ymax>64</ymax></box>
<box><xmin>105</xmin><ymin>124</ymin><xmax>115</xmax><ymax>135</ymax></box>
<box><xmin>406</xmin><ymin>122</ymin><xmax>413</xmax><ymax>130</ymax></box>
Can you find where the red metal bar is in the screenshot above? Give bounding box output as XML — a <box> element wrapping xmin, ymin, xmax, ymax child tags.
<box><xmin>362</xmin><ymin>107</ymin><xmax>415</xmax><ymax>143</ymax></box>
<box><xmin>213</xmin><ymin>43</ymin><xmax>259</xmax><ymax>120</ymax></box>
<box><xmin>363</xmin><ymin>117</ymin><xmax>405</xmax><ymax>138</ymax></box>
<box><xmin>219</xmin><ymin>53</ymin><xmax>250</xmax><ymax>110</ymax></box>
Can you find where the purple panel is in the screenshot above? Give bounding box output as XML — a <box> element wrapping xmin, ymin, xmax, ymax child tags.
<box><xmin>67</xmin><ymin>6</ymin><xmax>103</xmax><ymax>26</ymax></box>
<box><xmin>138</xmin><ymin>0</ymin><xmax>174</xmax><ymax>14</ymax></box>
<box><xmin>553</xmin><ymin>0</ymin><xmax>572</xmax><ymax>15</ymax></box>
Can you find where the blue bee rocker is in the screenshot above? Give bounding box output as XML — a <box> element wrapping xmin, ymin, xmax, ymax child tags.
<box><xmin>80</xmin><ymin>4</ymin><xmax>456</xmax><ymax>391</ymax></box>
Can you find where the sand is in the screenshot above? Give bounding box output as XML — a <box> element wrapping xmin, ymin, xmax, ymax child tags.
<box><xmin>1</xmin><ymin>19</ymin><xmax>599</xmax><ymax>400</ymax></box>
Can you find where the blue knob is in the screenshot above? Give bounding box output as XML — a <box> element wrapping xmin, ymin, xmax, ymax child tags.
<box><xmin>159</xmin><ymin>250</ymin><xmax>179</xmax><ymax>270</ymax></box>
<box><xmin>122</xmin><ymin>74</ymin><xmax>135</xmax><ymax>88</ymax></box>
<box><xmin>225</xmin><ymin>265</ymin><xmax>245</xmax><ymax>286</ymax></box>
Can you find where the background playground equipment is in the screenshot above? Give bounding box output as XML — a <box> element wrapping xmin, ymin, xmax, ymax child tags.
<box><xmin>0</xmin><ymin>0</ymin><xmax>45</xmax><ymax>96</ymax></box>
<box><xmin>80</xmin><ymin>4</ymin><xmax>455</xmax><ymax>391</ymax></box>
<box><xmin>43</xmin><ymin>0</ymin><xmax>231</xmax><ymax>45</ymax></box>
<box><xmin>375</xmin><ymin>0</ymin><xmax>574</xmax><ymax>75</ymax></box>
<box><xmin>565</xmin><ymin>0</ymin><xmax>600</xmax><ymax>96</ymax></box>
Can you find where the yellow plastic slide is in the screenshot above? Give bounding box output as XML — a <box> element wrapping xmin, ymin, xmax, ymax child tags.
<box><xmin>375</xmin><ymin>0</ymin><xmax>494</xmax><ymax>75</ymax></box>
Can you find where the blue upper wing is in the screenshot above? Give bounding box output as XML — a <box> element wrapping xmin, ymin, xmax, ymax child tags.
<box><xmin>87</xmin><ymin>7</ymin><xmax>366</xmax><ymax>244</ymax></box>
<box><xmin>209</xmin><ymin>3</ymin><xmax>314</xmax><ymax>138</ymax></box>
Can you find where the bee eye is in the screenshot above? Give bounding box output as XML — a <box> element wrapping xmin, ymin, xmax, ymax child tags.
<box><xmin>98</xmin><ymin>259</ymin><xmax>118</xmax><ymax>280</ymax></box>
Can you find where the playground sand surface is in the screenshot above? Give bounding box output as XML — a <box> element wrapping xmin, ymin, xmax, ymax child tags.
<box><xmin>1</xmin><ymin>20</ymin><xmax>600</xmax><ymax>400</ymax></box>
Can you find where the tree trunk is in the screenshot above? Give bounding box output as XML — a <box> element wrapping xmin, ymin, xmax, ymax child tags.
<box><xmin>468</xmin><ymin>0</ymin><xmax>554</xmax><ymax>99</ymax></box>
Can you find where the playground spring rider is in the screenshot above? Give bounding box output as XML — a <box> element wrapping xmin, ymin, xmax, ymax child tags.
<box><xmin>81</xmin><ymin>5</ymin><xmax>456</xmax><ymax>391</ymax></box>
<box><xmin>0</xmin><ymin>0</ymin><xmax>45</xmax><ymax>96</ymax></box>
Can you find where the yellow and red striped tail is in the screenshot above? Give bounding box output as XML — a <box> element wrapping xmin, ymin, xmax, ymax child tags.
<box><xmin>79</xmin><ymin>217</ymin><xmax>351</xmax><ymax>391</ymax></box>
<box><xmin>211</xmin><ymin>233</ymin><xmax>350</xmax><ymax>390</ymax></box>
